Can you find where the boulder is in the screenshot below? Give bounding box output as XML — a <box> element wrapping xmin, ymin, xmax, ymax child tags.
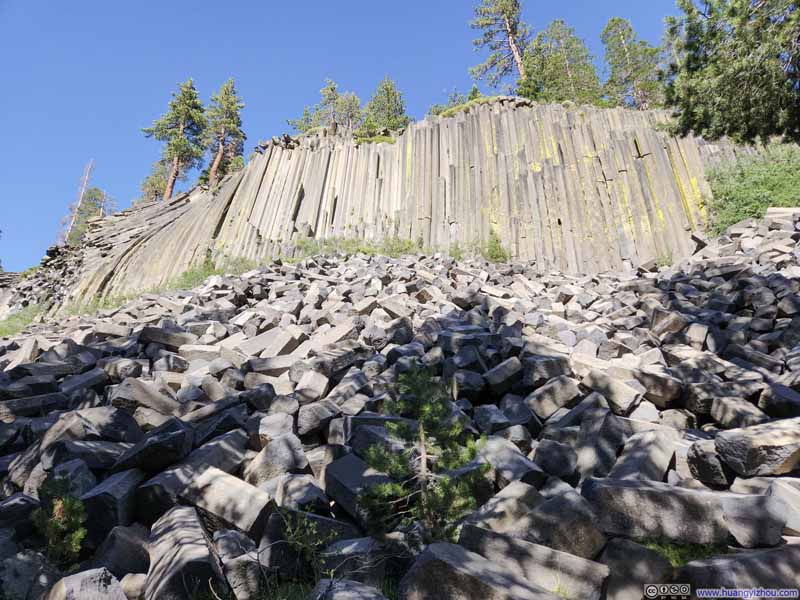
<box><xmin>243</xmin><ymin>433</ymin><xmax>309</xmax><ymax>486</ymax></box>
<box><xmin>180</xmin><ymin>466</ymin><xmax>273</xmax><ymax>539</ymax></box>
<box><xmin>45</xmin><ymin>567</ymin><xmax>127</xmax><ymax>600</ymax></box>
<box><xmin>524</xmin><ymin>376</ymin><xmax>581</xmax><ymax>420</ymax></box>
<box><xmin>459</xmin><ymin>524</ymin><xmax>609</xmax><ymax>600</ymax></box>
<box><xmin>111</xmin><ymin>418</ymin><xmax>193</xmax><ymax>473</ymax></box>
<box><xmin>81</xmin><ymin>469</ymin><xmax>147</xmax><ymax>547</ymax></box>
<box><xmin>308</xmin><ymin>579</ymin><xmax>388</xmax><ymax>600</ymax></box>
<box><xmin>144</xmin><ymin>506</ymin><xmax>228</xmax><ymax>600</ymax></box>
<box><xmin>399</xmin><ymin>542</ymin><xmax>559</xmax><ymax>600</ymax></box>
<box><xmin>598</xmin><ymin>538</ymin><xmax>672</xmax><ymax>600</ymax></box>
<box><xmin>715</xmin><ymin>417</ymin><xmax>800</xmax><ymax>476</ymax></box>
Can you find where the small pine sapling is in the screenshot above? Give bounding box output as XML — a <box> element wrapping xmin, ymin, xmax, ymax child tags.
<box><xmin>362</xmin><ymin>364</ymin><xmax>486</xmax><ymax>543</ymax></box>
<box><xmin>32</xmin><ymin>477</ymin><xmax>87</xmax><ymax>568</ymax></box>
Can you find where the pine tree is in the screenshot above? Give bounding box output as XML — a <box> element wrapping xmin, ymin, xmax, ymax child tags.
<box><xmin>518</xmin><ymin>20</ymin><xmax>603</xmax><ymax>105</ymax></box>
<box><xmin>63</xmin><ymin>187</ymin><xmax>112</xmax><ymax>246</ymax></box>
<box><xmin>468</xmin><ymin>84</ymin><xmax>483</xmax><ymax>101</ymax></box>
<box><xmin>428</xmin><ymin>89</ymin><xmax>468</xmax><ymax>117</ymax></box>
<box><xmin>137</xmin><ymin>160</ymin><xmax>177</xmax><ymax>206</ymax></box>
<box><xmin>602</xmin><ymin>17</ymin><xmax>664</xmax><ymax>110</ymax></box>
<box><xmin>143</xmin><ymin>78</ymin><xmax>206</xmax><ymax>200</ymax></box>
<box><xmin>288</xmin><ymin>79</ymin><xmax>364</xmax><ymax>133</ymax></box>
<box><xmin>204</xmin><ymin>78</ymin><xmax>246</xmax><ymax>189</ymax></box>
<box><xmin>470</xmin><ymin>0</ymin><xmax>531</xmax><ymax>88</ymax></box>
<box><xmin>361</xmin><ymin>76</ymin><xmax>410</xmax><ymax>135</ymax></box>
<box><xmin>361</xmin><ymin>365</ymin><xmax>487</xmax><ymax>543</ymax></box>
<box><xmin>664</xmin><ymin>0</ymin><xmax>800</xmax><ymax>142</ymax></box>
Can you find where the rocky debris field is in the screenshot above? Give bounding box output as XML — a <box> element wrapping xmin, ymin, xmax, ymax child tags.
<box><xmin>2</xmin><ymin>209</ymin><xmax>800</xmax><ymax>600</ymax></box>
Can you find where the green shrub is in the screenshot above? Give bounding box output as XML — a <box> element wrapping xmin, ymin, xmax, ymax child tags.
<box><xmin>0</xmin><ymin>304</ymin><xmax>41</xmax><ymax>337</ymax></box>
<box><xmin>643</xmin><ymin>540</ymin><xmax>727</xmax><ymax>568</ymax></box>
<box><xmin>483</xmin><ymin>229</ymin><xmax>510</xmax><ymax>262</ymax></box>
<box><xmin>707</xmin><ymin>144</ymin><xmax>800</xmax><ymax>235</ymax></box>
<box><xmin>439</xmin><ymin>96</ymin><xmax>502</xmax><ymax>119</ymax></box>
<box><xmin>449</xmin><ymin>241</ymin><xmax>464</xmax><ymax>261</ymax></box>
<box><xmin>354</xmin><ymin>135</ymin><xmax>396</xmax><ymax>146</ymax></box>
<box><xmin>655</xmin><ymin>253</ymin><xmax>673</xmax><ymax>268</ymax></box>
<box><xmin>362</xmin><ymin>365</ymin><xmax>488</xmax><ymax>543</ymax></box>
<box><xmin>32</xmin><ymin>477</ymin><xmax>87</xmax><ymax>568</ymax></box>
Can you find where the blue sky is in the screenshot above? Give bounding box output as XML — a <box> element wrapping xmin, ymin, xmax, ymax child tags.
<box><xmin>0</xmin><ymin>0</ymin><xmax>677</xmax><ymax>271</ymax></box>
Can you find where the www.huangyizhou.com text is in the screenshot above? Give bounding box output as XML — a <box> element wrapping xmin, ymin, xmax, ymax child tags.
<box><xmin>696</xmin><ymin>589</ymin><xmax>800</xmax><ymax>599</ymax></box>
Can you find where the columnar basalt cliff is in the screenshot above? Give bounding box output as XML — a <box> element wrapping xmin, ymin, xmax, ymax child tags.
<box><xmin>7</xmin><ymin>98</ymin><xmax>739</xmax><ymax>313</ymax></box>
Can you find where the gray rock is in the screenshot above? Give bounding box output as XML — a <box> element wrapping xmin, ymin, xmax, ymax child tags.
<box><xmin>687</xmin><ymin>439</ymin><xmax>734</xmax><ymax>487</ymax></box>
<box><xmin>136</xmin><ymin>429</ymin><xmax>248</xmax><ymax>524</ymax></box>
<box><xmin>246</xmin><ymin>412</ymin><xmax>294</xmax><ymax>449</ymax></box>
<box><xmin>112</xmin><ymin>418</ymin><xmax>193</xmax><ymax>473</ymax></box>
<box><xmin>473</xmin><ymin>405</ymin><xmax>511</xmax><ymax>434</ymax></box>
<box><xmin>711</xmin><ymin>397</ymin><xmax>770</xmax><ymax>428</ymax></box>
<box><xmin>598</xmin><ymin>538</ymin><xmax>672</xmax><ymax>600</ymax></box>
<box><xmin>532</xmin><ymin>439</ymin><xmax>578</xmax><ymax>484</ymax></box>
<box><xmin>608</xmin><ymin>430</ymin><xmax>675</xmax><ymax>482</ymax></box>
<box><xmin>582</xmin><ymin>477</ymin><xmax>786</xmax><ymax>546</ymax></box>
<box><xmin>180</xmin><ymin>466</ymin><xmax>273</xmax><ymax>539</ymax></box>
<box><xmin>50</xmin><ymin>459</ymin><xmax>98</xmax><ymax>497</ymax></box>
<box><xmin>769</xmin><ymin>479</ymin><xmax>800</xmax><ymax>534</ymax></box>
<box><xmin>144</xmin><ymin>506</ymin><xmax>227</xmax><ymax>600</ymax></box>
<box><xmin>524</xmin><ymin>376</ymin><xmax>581</xmax><ymax>420</ymax></box>
<box><xmin>119</xmin><ymin>573</ymin><xmax>146</xmax><ymax>600</ymax></box>
<box><xmin>243</xmin><ymin>433</ymin><xmax>309</xmax><ymax>486</ymax></box>
<box><xmin>483</xmin><ymin>357</ymin><xmax>522</xmax><ymax>395</ymax></box>
<box><xmin>465</xmin><ymin>481</ymin><xmax>543</xmax><ymax>533</ymax></box>
<box><xmin>324</xmin><ymin>453</ymin><xmax>391</xmax><ymax>527</ymax></box>
<box><xmin>477</xmin><ymin>436</ymin><xmax>548</xmax><ymax>488</ymax></box>
<box><xmin>45</xmin><ymin>567</ymin><xmax>127</xmax><ymax>600</ymax></box>
<box><xmin>581</xmin><ymin>370</ymin><xmax>641</xmax><ymax>415</ymax></box>
<box><xmin>715</xmin><ymin>417</ymin><xmax>800</xmax><ymax>476</ymax></box>
<box><xmin>308</xmin><ymin>579</ymin><xmax>388</xmax><ymax>600</ymax></box>
<box><xmin>82</xmin><ymin>469</ymin><xmax>147</xmax><ymax>547</ymax></box>
<box><xmin>1</xmin><ymin>550</ymin><xmax>61</xmax><ymax>600</ymax></box>
<box><xmin>459</xmin><ymin>524</ymin><xmax>609</xmax><ymax>600</ymax></box>
<box><xmin>399</xmin><ymin>542</ymin><xmax>558</xmax><ymax>600</ymax></box>
<box><xmin>512</xmin><ymin>490</ymin><xmax>606</xmax><ymax>559</ymax></box>
<box><xmin>89</xmin><ymin>524</ymin><xmax>150</xmax><ymax>580</ymax></box>
<box><xmin>675</xmin><ymin>544</ymin><xmax>800</xmax><ymax>590</ymax></box>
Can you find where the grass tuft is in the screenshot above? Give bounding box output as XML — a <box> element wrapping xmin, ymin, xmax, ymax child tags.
<box><xmin>292</xmin><ymin>236</ymin><xmax>419</xmax><ymax>260</ymax></box>
<box><xmin>440</xmin><ymin>96</ymin><xmax>503</xmax><ymax>119</ymax></box>
<box><xmin>643</xmin><ymin>539</ymin><xmax>728</xmax><ymax>567</ymax></box>
<box><xmin>354</xmin><ymin>135</ymin><xmax>396</xmax><ymax>146</ymax></box>
<box><xmin>0</xmin><ymin>304</ymin><xmax>42</xmax><ymax>337</ymax></box>
<box><xmin>62</xmin><ymin>255</ymin><xmax>264</xmax><ymax>318</ymax></box>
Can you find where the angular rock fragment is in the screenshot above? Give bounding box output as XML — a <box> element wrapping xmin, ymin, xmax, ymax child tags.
<box><xmin>715</xmin><ymin>417</ymin><xmax>800</xmax><ymax>476</ymax></box>
<box><xmin>144</xmin><ymin>506</ymin><xmax>227</xmax><ymax>600</ymax></box>
<box><xmin>399</xmin><ymin>542</ymin><xmax>558</xmax><ymax>600</ymax></box>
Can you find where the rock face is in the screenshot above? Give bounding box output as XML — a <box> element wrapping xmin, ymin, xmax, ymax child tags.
<box><xmin>2</xmin><ymin>100</ymin><xmax>729</xmax><ymax>316</ymax></box>
<box><xmin>1</xmin><ymin>208</ymin><xmax>800</xmax><ymax>598</ymax></box>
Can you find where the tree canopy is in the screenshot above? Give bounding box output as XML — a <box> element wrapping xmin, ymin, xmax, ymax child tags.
<box><xmin>470</xmin><ymin>0</ymin><xmax>531</xmax><ymax>88</ymax></box>
<box><xmin>361</xmin><ymin>76</ymin><xmax>411</xmax><ymax>134</ymax></box>
<box><xmin>142</xmin><ymin>78</ymin><xmax>206</xmax><ymax>200</ymax></box>
<box><xmin>203</xmin><ymin>78</ymin><xmax>246</xmax><ymax>188</ymax></box>
<box><xmin>517</xmin><ymin>19</ymin><xmax>603</xmax><ymax>105</ymax></box>
<box><xmin>602</xmin><ymin>17</ymin><xmax>664</xmax><ymax>110</ymax></box>
<box><xmin>63</xmin><ymin>187</ymin><xmax>111</xmax><ymax>246</ymax></box>
<box><xmin>137</xmin><ymin>160</ymin><xmax>176</xmax><ymax>206</ymax></box>
<box><xmin>288</xmin><ymin>79</ymin><xmax>364</xmax><ymax>133</ymax></box>
<box><xmin>664</xmin><ymin>0</ymin><xmax>800</xmax><ymax>142</ymax></box>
